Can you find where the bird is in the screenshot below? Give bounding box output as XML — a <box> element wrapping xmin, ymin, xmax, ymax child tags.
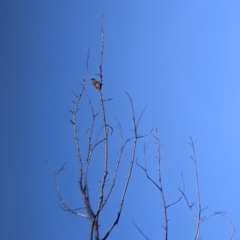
<box><xmin>91</xmin><ymin>78</ymin><xmax>102</xmax><ymax>90</ymax></box>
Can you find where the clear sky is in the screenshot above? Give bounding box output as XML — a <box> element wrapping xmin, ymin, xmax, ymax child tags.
<box><xmin>1</xmin><ymin>0</ymin><xmax>240</xmax><ymax>239</ymax></box>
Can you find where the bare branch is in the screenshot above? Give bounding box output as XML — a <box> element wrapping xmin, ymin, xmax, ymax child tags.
<box><xmin>201</xmin><ymin>212</ymin><xmax>235</xmax><ymax>240</ymax></box>
<box><xmin>103</xmin><ymin>98</ymin><xmax>113</xmax><ymax>102</ymax></box>
<box><xmin>131</xmin><ymin>214</ymin><xmax>149</xmax><ymax>240</ymax></box>
<box><xmin>101</xmin><ymin>92</ymin><xmax>140</xmax><ymax>240</ymax></box>
<box><xmin>166</xmin><ymin>173</ymin><xmax>185</xmax><ymax>209</ymax></box>
<box><xmin>44</xmin><ymin>159</ymin><xmax>88</xmax><ymax>219</ymax></box>
<box><xmin>136</xmin><ymin>105</ymin><xmax>148</xmax><ymax>128</ymax></box>
<box><xmin>83</xmin><ymin>85</ymin><xmax>97</xmax><ymax>192</ymax></box>
<box><xmin>136</xmin><ymin>129</ymin><xmax>187</xmax><ymax>240</ymax></box>
<box><xmin>71</xmin><ymin>48</ymin><xmax>90</xmax><ymax>191</ymax></box>
<box><xmin>99</xmin><ymin>118</ymin><xmax>125</xmax><ymax>210</ymax></box>
<box><xmin>188</xmin><ymin>137</ymin><xmax>201</xmax><ymax>240</ymax></box>
<box><xmin>181</xmin><ymin>137</ymin><xmax>235</xmax><ymax>240</ymax></box>
<box><xmin>136</xmin><ymin>141</ymin><xmax>170</xmax><ymax>238</ymax></box>
<box><xmin>96</xmin><ymin>16</ymin><xmax>109</xmax><ymax>217</ymax></box>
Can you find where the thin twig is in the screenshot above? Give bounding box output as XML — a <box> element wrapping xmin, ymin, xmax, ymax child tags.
<box><xmin>188</xmin><ymin>137</ymin><xmax>201</xmax><ymax>240</ymax></box>
<box><xmin>131</xmin><ymin>214</ymin><xmax>149</xmax><ymax>240</ymax></box>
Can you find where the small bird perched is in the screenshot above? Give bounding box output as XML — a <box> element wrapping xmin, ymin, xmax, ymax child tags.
<box><xmin>91</xmin><ymin>78</ymin><xmax>102</xmax><ymax>90</ymax></box>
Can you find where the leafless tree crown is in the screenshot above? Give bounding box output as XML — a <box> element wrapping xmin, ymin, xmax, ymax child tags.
<box><xmin>45</xmin><ymin>18</ymin><xmax>235</xmax><ymax>240</ymax></box>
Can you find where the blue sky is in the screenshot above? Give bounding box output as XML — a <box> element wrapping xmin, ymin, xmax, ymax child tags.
<box><xmin>1</xmin><ymin>0</ymin><xmax>240</xmax><ymax>239</ymax></box>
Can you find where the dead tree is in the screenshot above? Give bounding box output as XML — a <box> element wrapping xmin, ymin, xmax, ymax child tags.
<box><xmin>45</xmin><ymin>18</ymin><xmax>149</xmax><ymax>240</ymax></box>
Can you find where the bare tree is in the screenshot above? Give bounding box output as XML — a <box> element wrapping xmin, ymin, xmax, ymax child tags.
<box><xmin>45</xmin><ymin>17</ymin><xmax>149</xmax><ymax>240</ymax></box>
<box><xmin>45</xmin><ymin>18</ymin><xmax>235</xmax><ymax>240</ymax></box>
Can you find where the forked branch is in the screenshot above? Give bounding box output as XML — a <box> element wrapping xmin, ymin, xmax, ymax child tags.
<box><xmin>44</xmin><ymin>159</ymin><xmax>88</xmax><ymax>218</ymax></box>
<box><xmin>136</xmin><ymin>128</ymin><xmax>184</xmax><ymax>240</ymax></box>
<box><xmin>180</xmin><ymin>137</ymin><xmax>235</xmax><ymax>240</ymax></box>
